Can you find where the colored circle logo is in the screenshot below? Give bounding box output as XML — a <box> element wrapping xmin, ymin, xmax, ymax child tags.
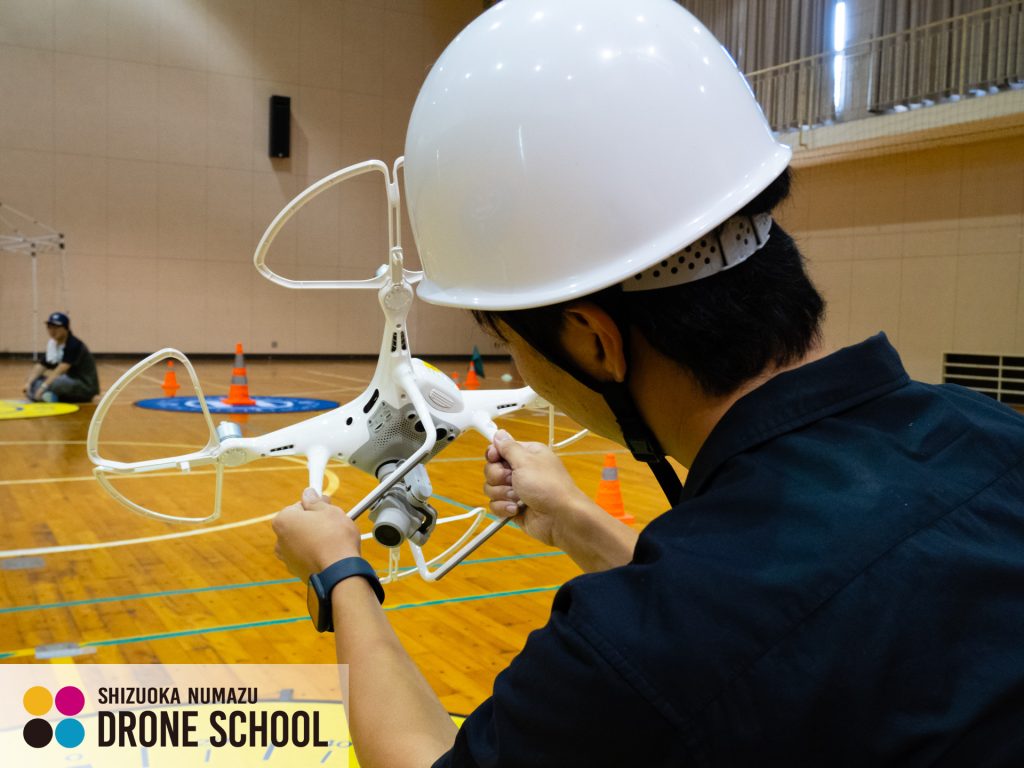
<box><xmin>23</xmin><ymin>686</ymin><xmax>52</xmax><ymax>716</ymax></box>
<box><xmin>55</xmin><ymin>718</ymin><xmax>85</xmax><ymax>748</ymax></box>
<box><xmin>21</xmin><ymin>686</ymin><xmax>85</xmax><ymax>748</ymax></box>
<box><xmin>23</xmin><ymin>718</ymin><xmax>52</xmax><ymax>749</ymax></box>
<box><xmin>55</xmin><ymin>686</ymin><xmax>85</xmax><ymax>716</ymax></box>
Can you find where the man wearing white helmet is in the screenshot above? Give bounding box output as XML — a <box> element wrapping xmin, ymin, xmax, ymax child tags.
<box><xmin>272</xmin><ymin>1</ymin><xmax>1024</xmax><ymax>765</ymax></box>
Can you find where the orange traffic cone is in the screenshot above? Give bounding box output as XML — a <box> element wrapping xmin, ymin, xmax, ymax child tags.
<box><xmin>161</xmin><ymin>360</ymin><xmax>180</xmax><ymax>397</ymax></box>
<box><xmin>594</xmin><ymin>453</ymin><xmax>635</xmax><ymax>524</ymax></box>
<box><xmin>221</xmin><ymin>343</ymin><xmax>256</xmax><ymax>406</ymax></box>
<box><xmin>464</xmin><ymin>366</ymin><xmax>481</xmax><ymax>390</ymax></box>
<box><xmin>451</xmin><ymin>372</ymin><xmax>461</xmax><ymax>389</ymax></box>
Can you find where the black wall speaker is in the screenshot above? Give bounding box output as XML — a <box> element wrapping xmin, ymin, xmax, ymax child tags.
<box><xmin>269</xmin><ymin>95</ymin><xmax>291</xmax><ymax>158</ymax></box>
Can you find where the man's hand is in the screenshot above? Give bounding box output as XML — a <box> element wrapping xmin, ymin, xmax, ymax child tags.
<box><xmin>272</xmin><ymin>488</ymin><xmax>362</xmax><ymax>581</ymax></box>
<box><xmin>484</xmin><ymin>431</ymin><xmax>639</xmax><ymax>572</ymax></box>
<box><xmin>483</xmin><ymin>430</ymin><xmax>594</xmax><ymax>547</ymax></box>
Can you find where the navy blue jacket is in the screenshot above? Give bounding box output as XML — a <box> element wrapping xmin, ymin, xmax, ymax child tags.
<box><xmin>434</xmin><ymin>334</ymin><xmax>1024</xmax><ymax>767</ymax></box>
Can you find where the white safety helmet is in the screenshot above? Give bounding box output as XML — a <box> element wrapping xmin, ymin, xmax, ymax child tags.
<box><xmin>404</xmin><ymin>0</ymin><xmax>791</xmax><ymax>311</ymax></box>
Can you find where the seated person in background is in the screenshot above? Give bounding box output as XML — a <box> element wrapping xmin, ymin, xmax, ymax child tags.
<box><xmin>23</xmin><ymin>312</ymin><xmax>99</xmax><ymax>403</ymax></box>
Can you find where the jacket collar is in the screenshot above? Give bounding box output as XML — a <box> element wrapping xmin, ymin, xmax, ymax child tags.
<box><xmin>681</xmin><ymin>333</ymin><xmax>911</xmax><ymax>500</ymax></box>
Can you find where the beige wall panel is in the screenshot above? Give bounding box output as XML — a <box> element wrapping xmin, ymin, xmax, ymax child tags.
<box><xmin>158</xmin><ymin>1</ymin><xmax>210</xmax><ymax>71</ymax></box>
<box><xmin>958</xmin><ymin>220</ymin><xmax>1024</xmax><ymax>256</ymax></box>
<box><xmin>159</xmin><ymin>67</ymin><xmax>209</xmax><ymax>165</ymax></box>
<box><xmin>341</xmin><ymin>1</ymin><xmax>385</xmax><ymax>95</ymax></box>
<box><xmin>55</xmin><ymin>154</ymin><xmax>109</xmax><ymax>255</ymax></box>
<box><xmin>55</xmin><ymin>53</ymin><xmax>109</xmax><ymax>157</ymax></box>
<box><xmin>804</xmin><ymin>162</ymin><xmax>858</xmax><ymax>231</ymax></box>
<box><xmin>205</xmin><ymin>260</ymin><xmax>253</xmax><ymax>352</ymax></box>
<box><xmin>207</xmin><ymin>0</ymin><xmax>256</xmax><ymax>78</ymax></box>
<box><xmin>903</xmin><ymin>145</ymin><xmax>964</xmax><ymax>225</ymax></box>
<box><xmin>0</xmin><ymin>148</ymin><xmax>54</xmax><ymax>224</ymax></box>
<box><xmin>953</xmin><ymin>252</ymin><xmax>1020</xmax><ymax>354</ymax></box>
<box><xmin>898</xmin><ymin>256</ymin><xmax>956</xmax><ymax>383</ymax></box>
<box><xmin>0</xmin><ymin>45</ymin><xmax>54</xmax><ymax>152</ymax></box>
<box><xmin>0</xmin><ymin>252</ymin><xmax>33</xmax><ymax>350</ymax></box>
<box><xmin>108</xmin><ymin>61</ymin><xmax>160</xmax><ymax>160</ymax></box>
<box><xmin>157</xmin><ymin>257</ymin><xmax>208</xmax><ymax>348</ymax></box>
<box><xmin>297</xmin><ymin>86</ymin><xmax>344</xmax><ymax>178</ymax></box>
<box><xmin>1017</xmin><ymin>248</ymin><xmax>1024</xmax><ymax>351</ymax></box>
<box><xmin>339</xmin><ymin>91</ymin><xmax>384</xmax><ymax>166</ymax></box>
<box><xmin>0</xmin><ymin>0</ymin><xmax>54</xmax><ymax>49</ymax></box>
<box><xmin>252</xmin><ymin>0</ymin><xmax>301</xmax><ymax>84</ymax></box>
<box><xmin>107</xmin><ymin>0</ymin><xmax>161</xmax><ymax>65</ymax></box>
<box><xmin>106</xmin><ymin>254</ymin><xmax>159</xmax><ymax>351</ymax></box>
<box><xmin>849</xmin><ymin>259</ymin><xmax>902</xmax><ymax>345</ymax></box>
<box><xmin>851</xmin><ymin>155</ymin><xmax>907</xmax><ymax>230</ymax></box>
<box><xmin>902</xmin><ymin>223</ymin><xmax>960</xmax><ymax>259</ymax></box>
<box><xmin>208</xmin><ymin>74</ymin><xmax>255</xmax><ymax>171</ymax></box>
<box><xmin>249</xmin><ymin>266</ymin><xmax>296</xmax><ymax>352</ymax></box>
<box><xmin>298</xmin><ymin>0</ymin><xmax>344</xmax><ymax>90</ymax></box>
<box><xmin>848</xmin><ymin>225</ymin><xmax>905</xmax><ymax>262</ymax></box>
<box><xmin>55</xmin><ymin>0</ymin><xmax>109</xmax><ymax>58</ymax></box>
<box><xmin>107</xmin><ymin>158</ymin><xmax>159</xmax><ymax>258</ymax></box>
<box><xmin>807</xmin><ymin>259</ymin><xmax>852</xmax><ymax>352</ymax></box>
<box><xmin>796</xmin><ymin>231</ymin><xmax>855</xmax><ymax>263</ymax></box>
<box><xmin>206</xmin><ymin>166</ymin><xmax>254</xmax><ymax>263</ymax></box>
<box><xmin>65</xmin><ymin>251</ymin><xmax>109</xmax><ymax>350</ymax></box>
<box><xmin>157</xmin><ymin>163</ymin><xmax>208</xmax><ymax>260</ymax></box>
<box><xmin>959</xmin><ymin>137</ymin><xmax>1024</xmax><ymax>224</ymax></box>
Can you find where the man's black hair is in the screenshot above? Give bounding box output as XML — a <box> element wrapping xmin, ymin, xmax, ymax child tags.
<box><xmin>472</xmin><ymin>168</ymin><xmax>825</xmax><ymax>398</ymax></box>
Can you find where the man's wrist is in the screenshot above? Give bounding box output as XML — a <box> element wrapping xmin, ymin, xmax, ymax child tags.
<box><xmin>314</xmin><ymin>548</ymin><xmax>361</xmax><ymax>575</ymax></box>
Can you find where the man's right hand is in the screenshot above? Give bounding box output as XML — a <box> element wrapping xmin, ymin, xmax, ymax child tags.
<box><xmin>483</xmin><ymin>431</ymin><xmax>588</xmax><ymax>547</ymax></box>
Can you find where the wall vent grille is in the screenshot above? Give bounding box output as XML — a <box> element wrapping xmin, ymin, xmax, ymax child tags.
<box><xmin>942</xmin><ymin>352</ymin><xmax>1024</xmax><ymax>406</ymax></box>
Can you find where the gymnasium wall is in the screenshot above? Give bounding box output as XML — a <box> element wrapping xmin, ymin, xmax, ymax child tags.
<box><xmin>778</xmin><ymin>133</ymin><xmax>1024</xmax><ymax>384</ymax></box>
<box><xmin>0</xmin><ymin>0</ymin><xmax>491</xmax><ymax>356</ymax></box>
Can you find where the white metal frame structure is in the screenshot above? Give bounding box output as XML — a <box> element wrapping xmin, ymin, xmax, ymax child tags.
<box><xmin>0</xmin><ymin>201</ymin><xmax>68</xmax><ymax>360</ymax></box>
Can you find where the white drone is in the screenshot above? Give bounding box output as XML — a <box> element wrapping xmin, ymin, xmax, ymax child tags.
<box><xmin>87</xmin><ymin>158</ymin><xmax>587</xmax><ymax>582</ymax></box>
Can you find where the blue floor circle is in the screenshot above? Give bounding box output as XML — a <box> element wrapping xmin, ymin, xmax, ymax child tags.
<box><xmin>134</xmin><ymin>396</ymin><xmax>339</xmax><ymax>414</ymax></box>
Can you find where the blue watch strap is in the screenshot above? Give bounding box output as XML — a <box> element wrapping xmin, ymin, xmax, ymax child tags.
<box><xmin>318</xmin><ymin>557</ymin><xmax>385</xmax><ymax>605</ymax></box>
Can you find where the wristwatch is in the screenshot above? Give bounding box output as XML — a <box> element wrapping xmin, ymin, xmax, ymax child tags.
<box><xmin>307</xmin><ymin>557</ymin><xmax>385</xmax><ymax>633</ymax></box>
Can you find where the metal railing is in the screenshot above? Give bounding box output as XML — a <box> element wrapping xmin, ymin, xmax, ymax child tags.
<box><xmin>746</xmin><ymin>0</ymin><xmax>1024</xmax><ymax>132</ymax></box>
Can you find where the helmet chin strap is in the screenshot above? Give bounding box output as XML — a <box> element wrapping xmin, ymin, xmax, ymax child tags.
<box><xmin>598</xmin><ymin>380</ymin><xmax>683</xmax><ymax>506</ymax></box>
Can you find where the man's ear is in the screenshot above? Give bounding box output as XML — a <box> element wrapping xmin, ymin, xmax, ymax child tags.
<box><xmin>560</xmin><ymin>302</ymin><xmax>627</xmax><ymax>383</ymax></box>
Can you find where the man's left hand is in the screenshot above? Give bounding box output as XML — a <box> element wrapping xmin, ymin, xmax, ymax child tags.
<box><xmin>272</xmin><ymin>488</ymin><xmax>363</xmax><ymax>581</ymax></box>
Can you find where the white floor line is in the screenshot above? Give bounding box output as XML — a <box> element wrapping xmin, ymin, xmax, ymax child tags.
<box><xmin>0</xmin><ymin>513</ymin><xmax>279</xmax><ymax>558</ymax></box>
<box><xmin>0</xmin><ymin>462</ymin><xmax>342</xmax><ymax>558</ymax></box>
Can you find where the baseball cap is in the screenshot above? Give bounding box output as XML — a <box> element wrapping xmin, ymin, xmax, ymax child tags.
<box><xmin>46</xmin><ymin>312</ymin><xmax>70</xmax><ymax>327</ymax></box>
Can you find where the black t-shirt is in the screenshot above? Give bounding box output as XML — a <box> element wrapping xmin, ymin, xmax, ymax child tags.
<box><xmin>434</xmin><ymin>334</ymin><xmax>1024</xmax><ymax>767</ymax></box>
<box><xmin>42</xmin><ymin>333</ymin><xmax>99</xmax><ymax>395</ymax></box>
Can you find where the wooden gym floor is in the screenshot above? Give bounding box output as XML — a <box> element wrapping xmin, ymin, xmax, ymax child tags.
<box><xmin>0</xmin><ymin>355</ymin><xmax>672</xmax><ymax>715</ymax></box>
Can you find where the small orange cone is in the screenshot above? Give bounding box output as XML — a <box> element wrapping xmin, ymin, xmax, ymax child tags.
<box><xmin>451</xmin><ymin>372</ymin><xmax>461</xmax><ymax>389</ymax></box>
<box><xmin>464</xmin><ymin>366</ymin><xmax>481</xmax><ymax>390</ymax></box>
<box><xmin>222</xmin><ymin>343</ymin><xmax>256</xmax><ymax>406</ymax></box>
<box><xmin>161</xmin><ymin>360</ymin><xmax>180</xmax><ymax>397</ymax></box>
<box><xmin>594</xmin><ymin>453</ymin><xmax>635</xmax><ymax>524</ymax></box>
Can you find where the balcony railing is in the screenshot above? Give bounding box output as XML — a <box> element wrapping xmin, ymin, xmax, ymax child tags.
<box><xmin>746</xmin><ymin>0</ymin><xmax>1024</xmax><ymax>132</ymax></box>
